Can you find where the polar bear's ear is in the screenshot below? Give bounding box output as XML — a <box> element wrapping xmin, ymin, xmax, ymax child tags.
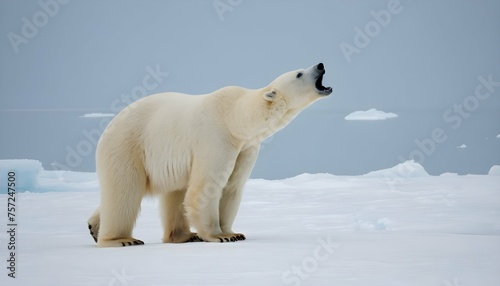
<box><xmin>263</xmin><ymin>90</ymin><xmax>277</xmax><ymax>102</ymax></box>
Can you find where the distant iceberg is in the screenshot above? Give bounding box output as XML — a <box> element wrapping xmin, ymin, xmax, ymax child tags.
<box><xmin>79</xmin><ymin>113</ymin><xmax>115</xmax><ymax>118</ymax></box>
<box><xmin>0</xmin><ymin>159</ymin><xmax>42</xmax><ymax>191</ymax></box>
<box><xmin>345</xmin><ymin>108</ymin><xmax>398</xmax><ymax>121</ymax></box>
<box><xmin>488</xmin><ymin>165</ymin><xmax>500</xmax><ymax>176</ymax></box>
<box><xmin>361</xmin><ymin>160</ymin><xmax>429</xmax><ymax>178</ymax></box>
<box><xmin>0</xmin><ymin>159</ymin><xmax>97</xmax><ymax>193</ymax></box>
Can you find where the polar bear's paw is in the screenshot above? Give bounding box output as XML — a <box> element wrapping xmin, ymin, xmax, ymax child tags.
<box><xmin>164</xmin><ymin>231</ymin><xmax>203</xmax><ymax>243</ymax></box>
<box><xmin>97</xmin><ymin>238</ymin><xmax>145</xmax><ymax>247</ymax></box>
<box><xmin>186</xmin><ymin>233</ymin><xmax>204</xmax><ymax>242</ymax></box>
<box><xmin>88</xmin><ymin>224</ymin><xmax>99</xmax><ymax>243</ymax></box>
<box><xmin>202</xmin><ymin>233</ymin><xmax>246</xmax><ymax>243</ymax></box>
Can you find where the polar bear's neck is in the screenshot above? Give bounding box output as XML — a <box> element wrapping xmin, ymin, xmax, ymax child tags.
<box><xmin>217</xmin><ymin>87</ymin><xmax>297</xmax><ymax>147</ymax></box>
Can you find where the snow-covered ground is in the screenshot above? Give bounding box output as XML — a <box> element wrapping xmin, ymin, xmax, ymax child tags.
<box><xmin>1</xmin><ymin>160</ymin><xmax>499</xmax><ymax>286</ymax></box>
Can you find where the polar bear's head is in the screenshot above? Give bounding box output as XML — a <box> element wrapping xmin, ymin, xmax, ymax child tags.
<box><xmin>263</xmin><ymin>63</ymin><xmax>333</xmax><ymax>111</ymax></box>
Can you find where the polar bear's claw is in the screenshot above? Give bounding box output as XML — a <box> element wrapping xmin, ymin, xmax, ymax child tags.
<box><xmin>121</xmin><ymin>240</ymin><xmax>144</xmax><ymax>247</ymax></box>
<box><xmin>88</xmin><ymin>224</ymin><xmax>98</xmax><ymax>243</ymax></box>
<box><xmin>187</xmin><ymin>234</ymin><xmax>203</xmax><ymax>242</ymax></box>
<box><xmin>210</xmin><ymin>233</ymin><xmax>246</xmax><ymax>243</ymax></box>
<box><xmin>96</xmin><ymin>238</ymin><xmax>144</xmax><ymax>247</ymax></box>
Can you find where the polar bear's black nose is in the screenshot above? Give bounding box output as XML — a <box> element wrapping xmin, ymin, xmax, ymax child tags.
<box><xmin>316</xmin><ymin>63</ymin><xmax>324</xmax><ymax>71</ymax></box>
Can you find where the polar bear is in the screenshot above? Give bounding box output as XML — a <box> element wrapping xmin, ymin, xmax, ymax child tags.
<box><xmin>87</xmin><ymin>63</ymin><xmax>333</xmax><ymax>247</ymax></box>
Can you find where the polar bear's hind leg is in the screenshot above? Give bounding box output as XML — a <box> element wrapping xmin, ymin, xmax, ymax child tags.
<box><xmin>96</xmin><ymin>162</ymin><xmax>146</xmax><ymax>247</ymax></box>
<box><xmin>88</xmin><ymin>207</ymin><xmax>145</xmax><ymax>246</ymax></box>
<box><xmin>87</xmin><ymin>207</ymin><xmax>100</xmax><ymax>243</ymax></box>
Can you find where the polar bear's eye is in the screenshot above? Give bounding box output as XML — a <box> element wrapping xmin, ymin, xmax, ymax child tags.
<box><xmin>296</xmin><ymin>72</ymin><xmax>303</xmax><ymax>79</ymax></box>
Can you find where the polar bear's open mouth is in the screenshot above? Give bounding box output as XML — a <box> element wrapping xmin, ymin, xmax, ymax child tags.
<box><xmin>315</xmin><ymin>73</ymin><xmax>333</xmax><ymax>95</ymax></box>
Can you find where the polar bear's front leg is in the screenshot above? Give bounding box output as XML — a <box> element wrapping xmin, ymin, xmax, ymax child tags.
<box><xmin>219</xmin><ymin>146</ymin><xmax>260</xmax><ymax>236</ymax></box>
<box><xmin>184</xmin><ymin>154</ymin><xmax>244</xmax><ymax>242</ymax></box>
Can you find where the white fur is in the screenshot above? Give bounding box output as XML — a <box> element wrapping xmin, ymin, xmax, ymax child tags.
<box><xmin>88</xmin><ymin>64</ymin><xmax>331</xmax><ymax>247</ymax></box>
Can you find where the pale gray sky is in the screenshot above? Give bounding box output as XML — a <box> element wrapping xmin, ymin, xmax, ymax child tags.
<box><xmin>1</xmin><ymin>0</ymin><xmax>499</xmax><ymax>178</ymax></box>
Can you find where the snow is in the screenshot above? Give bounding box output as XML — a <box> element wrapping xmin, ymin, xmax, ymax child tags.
<box><xmin>79</xmin><ymin>113</ymin><xmax>115</xmax><ymax>118</ymax></box>
<box><xmin>344</xmin><ymin>108</ymin><xmax>398</xmax><ymax>121</ymax></box>
<box><xmin>1</xmin><ymin>160</ymin><xmax>500</xmax><ymax>286</ymax></box>
<box><xmin>457</xmin><ymin>144</ymin><xmax>467</xmax><ymax>149</ymax></box>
